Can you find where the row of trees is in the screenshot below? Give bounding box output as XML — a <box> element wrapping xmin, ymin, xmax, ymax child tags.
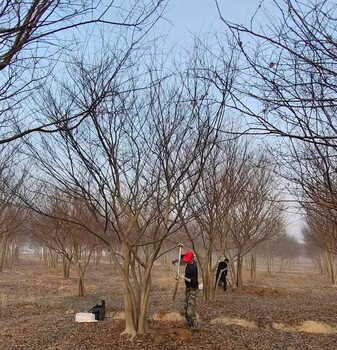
<box><xmin>0</xmin><ymin>108</ymin><xmax>287</xmax><ymax>337</ymax></box>
<box><xmin>1</xmin><ymin>0</ymin><xmax>336</xmax><ymax>339</ymax></box>
<box><xmin>24</xmin><ymin>62</ymin><xmax>285</xmax><ymax>335</ymax></box>
<box><xmin>214</xmin><ymin>0</ymin><xmax>337</xmax><ymax>282</ymax></box>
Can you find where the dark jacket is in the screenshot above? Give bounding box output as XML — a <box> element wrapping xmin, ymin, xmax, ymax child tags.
<box><xmin>185</xmin><ymin>262</ymin><xmax>199</xmax><ymax>289</ymax></box>
<box><xmin>216</xmin><ymin>261</ymin><xmax>228</xmax><ymax>282</ymax></box>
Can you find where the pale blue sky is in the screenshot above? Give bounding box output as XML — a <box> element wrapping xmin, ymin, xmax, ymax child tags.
<box><xmin>157</xmin><ymin>0</ymin><xmax>305</xmax><ymax>241</ymax></box>
<box><xmin>160</xmin><ymin>0</ymin><xmax>263</xmax><ymax>43</ymax></box>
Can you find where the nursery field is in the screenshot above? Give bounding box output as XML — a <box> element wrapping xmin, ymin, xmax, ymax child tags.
<box><xmin>0</xmin><ymin>256</ymin><xmax>336</xmax><ymax>350</ymax></box>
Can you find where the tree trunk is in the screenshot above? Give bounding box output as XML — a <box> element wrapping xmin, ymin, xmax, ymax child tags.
<box><xmin>6</xmin><ymin>240</ymin><xmax>20</xmax><ymax>267</ymax></box>
<box><xmin>77</xmin><ymin>262</ymin><xmax>85</xmax><ymax>296</ymax></box>
<box><xmin>73</xmin><ymin>242</ymin><xmax>79</xmax><ymax>265</ymax></box>
<box><xmin>93</xmin><ymin>250</ymin><xmax>102</xmax><ymax>269</ymax></box>
<box><xmin>137</xmin><ymin>271</ymin><xmax>152</xmax><ymax>334</ymax></box>
<box><xmin>279</xmin><ymin>257</ymin><xmax>286</xmax><ymax>272</ymax></box>
<box><xmin>250</xmin><ymin>254</ymin><xmax>256</xmax><ymax>281</ymax></box>
<box><xmin>201</xmin><ymin>249</ymin><xmax>215</xmax><ymax>301</ymax></box>
<box><xmin>120</xmin><ymin>242</ymin><xmax>138</xmax><ymax>339</ymax></box>
<box><xmin>316</xmin><ymin>255</ymin><xmax>324</xmax><ymax>274</ymax></box>
<box><xmin>42</xmin><ymin>247</ymin><xmax>47</xmax><ymax>263</ymax></box>
<box><xmin>46</xmin><ymin>249</ymin><xmax>58</xmax><ymax>268</ymax></box>
<box><xmin>236</xmin><ymin>255</ymin><xmax>243</xmax><ymax>288</ymax></box>
<box><xmin>326</xmin><ymin>251</ymin><xmax>336</xmax><ymax>286</ymax></box>
<box><xmin>13</xmin><ymin>245</ymin><xmax>20</xmax><ymax>262</ymax></box>
<box><xmin>0</xmin><ymin>234</ymin><xmax>9</xmax><ymax>272</ymax></box>
<box><xmin>62</xmin><ymin>256</ymin><xmax>71</xmax><ymax>279</ymax></box>
<box><xmin>266</xmin><ymin>256</ymin><xmax>273</xmax><ymax>276</ymax></box>
<box><xmin>118</xmin><ymin>243</ymin><xmax>157</xmax><ymax>339</ymax></box>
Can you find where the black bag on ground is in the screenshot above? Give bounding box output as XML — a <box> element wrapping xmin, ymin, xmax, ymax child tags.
<box><xmin>88</xmin><ymin>300</ymin><xmax>105</xmax><ymax>321</ymax></box>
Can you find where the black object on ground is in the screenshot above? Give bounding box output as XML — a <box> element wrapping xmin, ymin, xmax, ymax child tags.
<box><xmin>88</xmin><ymin>300</ymin><xmax>106</xmax><ymax>321</ymax></box>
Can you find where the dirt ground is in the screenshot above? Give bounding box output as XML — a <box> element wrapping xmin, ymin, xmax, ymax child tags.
<box><xmin>0</xmin><ymin>256</ymin><xmax>336</xmax><ymax>350</ymax></box>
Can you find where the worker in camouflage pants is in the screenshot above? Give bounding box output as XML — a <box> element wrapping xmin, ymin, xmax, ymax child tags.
<box><xmin>179</xmin><ymin>246</ymin><xmax>199</xmax><ymax>332</ymax></box>
<box><xmin>184</xmin><ymin>287</ymin><xmax>198</xmax><ymax>331</ymax></box>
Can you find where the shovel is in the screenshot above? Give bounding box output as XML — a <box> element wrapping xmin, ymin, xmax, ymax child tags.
<box><xmin>172</xmin><ymin>244</ymin><xmax>182</xmax><ymax>300</ymax></box>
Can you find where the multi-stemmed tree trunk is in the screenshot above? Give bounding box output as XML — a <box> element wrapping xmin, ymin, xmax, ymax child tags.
<box><xmin>76</xmin><ymin>254</ymin><xmax>93</xmax><ymax>297</ymax></box>
<box><xmin>45</xmin><ymin>248</ymin><xmax>58</xmax><ymax>269</ymax></box>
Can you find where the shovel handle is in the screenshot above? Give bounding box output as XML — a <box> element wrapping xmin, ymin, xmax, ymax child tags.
<box><xmin>172</xmin><ymin>246</ymin><xmax>182</xmax><ymax>300</ymax></box>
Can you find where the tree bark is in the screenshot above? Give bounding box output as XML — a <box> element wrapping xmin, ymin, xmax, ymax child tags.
<box><xmin>326</xmin><ymin>251</ymin><xmax>336</xmax><ymax>286</ymax></box>
<box><xmin>77</xmin><ymin>262</ymin><xmax>85</xmax><ymax>296</ymax></box>
<box><xmin>236</xmin><ymin>255</ymin><xmax>243</xmax><ymax>288</ymax></box>
<box><xmin>0</xmin><ymin>234</ymin><xmax>9</xmax><ymax>272</ymax></box>
<box><xmin>62</xmin><ymin>256</ymin><xmax>71</xmax><ymax>279</ymax></box>
<box><xmin>250</xmin><ymin>254</ymin><xmax>256</xmax><ymax>281</ymax></box>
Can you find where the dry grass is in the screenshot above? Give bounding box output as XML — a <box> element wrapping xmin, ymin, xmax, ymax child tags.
<box><xmin>0</xmin><ymin>256</ymin><xmax>336</xmax><ymax>349</ymax></box>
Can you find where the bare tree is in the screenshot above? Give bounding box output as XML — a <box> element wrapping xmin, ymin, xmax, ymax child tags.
<box><xmin>182</xmin><ymin>136</ymin><xmax>252</xmax><ymax>299</ymax></box>
<box><xmin>216</xmin><ymin>0</ymin><xmax>337</xmax><ymax>144</ymax></box>
<box><xmin>259</xmin><ymin>234</ymin><xmax>301</xmax><ymax>273</ymax></box>
<box><xmin>0</xmin><ymin>203</ymin><xmax>26</xmax><ymax>271</ymax></box>
<box><xmin>301</xmin><ymin>198</ymin><xmax>337</xmax><ymax>285</ymax></box>
<box><xmin>0</xmin><ymin>146</ymin><xmax>27</xmax><ymax>272</ymax></box>
<box><xmin>30</xmin><ymin>190</ymin><xmax>102</xmax><ymax>295</ymax></box>
<box><xmin>215</xmin><ymin>0</ymin><xmax>337</xmax><ymax>255</ymax></box>
<box><xmin>22</xmin><ymin>46</ymin><xmax>227</xmax><ymax>337</ymax></box>
<box><xmin>182</xmin><ymin>139</ymin><xmax>285</xmax><ymax>294</ymax></box>
<box><xmin>304</xmin><ymin>237</ymin><xmax>336</xmax><ymax>283</ymax></box>
<box><xmin>226</xmin><ymin>153</ymin><xmax>285</xmax><ymax>287</ymax></box>
<box><xmin>0</xmin><ymin>0</ymin><xmax>165</xmax><ymax>144</ymax></box>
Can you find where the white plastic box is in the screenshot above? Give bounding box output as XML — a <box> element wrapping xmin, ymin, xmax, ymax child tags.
<box><xmin>75</xmin><ymin>312</ymin><xmax>98</xmax><ymax>323</ymax></box>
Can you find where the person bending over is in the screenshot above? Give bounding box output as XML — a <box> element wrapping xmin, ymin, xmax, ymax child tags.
<box><xmin>216</xmin><ymin>257</ymin><xmax>229</xmax><ymax>291</ymax></box>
